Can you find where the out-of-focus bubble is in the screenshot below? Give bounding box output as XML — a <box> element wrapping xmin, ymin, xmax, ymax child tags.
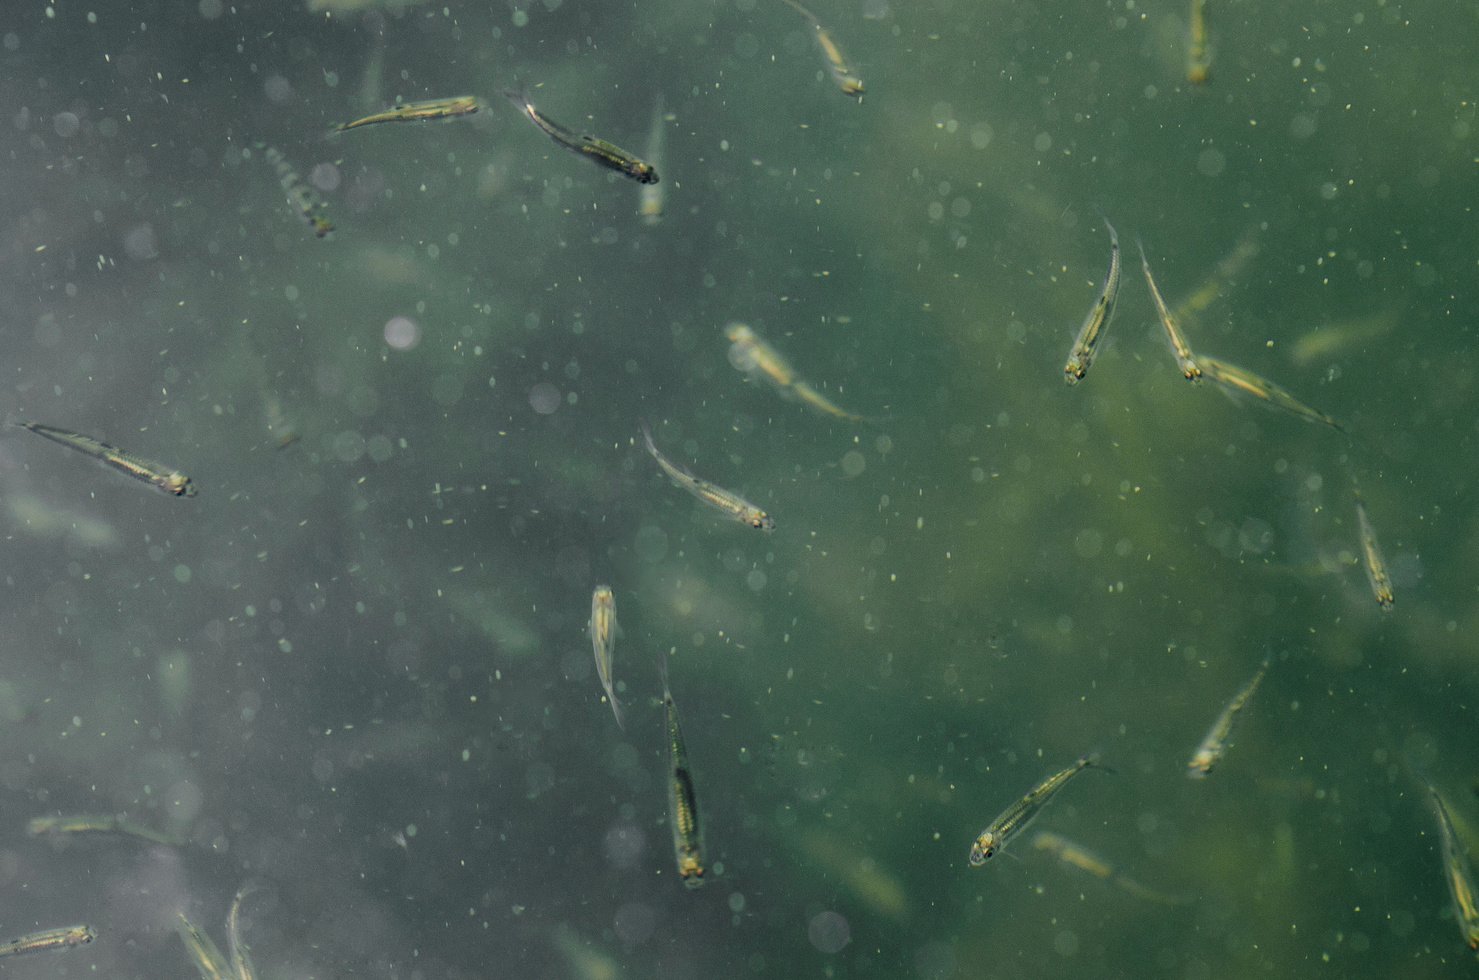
<box><xmin>263</xmin><ymin>75</ymin><xmax>293</xmax><ymax>104</ymax></box>
<box><xmin>310</xmin><ymin>161</ymin><xmax>341</xmax><ymax>192</ymax></box>
<box><xmin>165</xmin><ymin>779</ymin><xmax>205</xmax><ymax>823</ymax></box>
<box><xmin>332</xmin><ymin>431</ymin><xmax>366</xmax><ymax>463</ymax></box>
<box><xmin>840</xmin><ymin>450</ymin><xmax>866</xmax><ymax>478</ymax></box>
<box><xmin>529</xmin><ymin>382</ymin><xmax>561</xmax><ymax>415</ymax></box>
<box><xmin>602</xmin><ymin>822</ymin><xmax>645</xmax><ymax>868</ymax></box>
<box><xmin>808</xmin><ymin>910</ymin><xmax>851</xmax><ymax>953</ymax></box>
<box><xmin>384</xmin><ymin>316</ymin><xmax>420</xmax><ymax>350</ymax></box>
<box><xmin>123</xmin><ymin>223</ymin><xmax>158</xmax><ymax>260</ymax></box>
<box><xmin>613</xmin><ymin>903</ymin><xmax>656</xmax><ymax>945</ymax></box>
<box><xmin>1197</xmin><ymin>148</ymin><xmax>1226</xmax><ymax>177</ymax></box>
<box><xmin>52</xmin><ymin>111</ymin><xmax>79</xmax><ymax>137</ymax></box>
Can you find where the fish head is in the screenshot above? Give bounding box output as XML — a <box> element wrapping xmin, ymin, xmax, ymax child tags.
<box><xmin>1064</xmin><ymin>359</ymin><xmax>1087</xmax><ymax>384</ymax></box>
<box><xmin>164</xmin><ymin>473</ymin><xmax>197</xmax><ymax>497</ymax></box>
<box><xmin>630</xmin><ymin>162</ymin><xmax>660</xmax><ymax>185</ymax></box>
<box><xmin>840</xmin><ymin>76</ymin><xmax>865</xmax><ymax>98</ymax></box>
<box><xmin>750</xmin><ymin>511</ymin><xmax>776</xmax><ymax>532</ymax></box>
<box><xmin>969</xmin><ymin>832</ymin><xmax>997</xmax><ymax>865</ymax></box>
<box><xmin>678</xmin><ymin>854</ymin><xmax>705</xmax><ymax>888</ymax></box>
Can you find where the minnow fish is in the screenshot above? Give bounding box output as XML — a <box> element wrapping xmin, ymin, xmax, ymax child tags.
<box><xmin>970</xmin><ymin>755</ymin><xmax>1104</xmax><ymax>865</ymax></box>
<box><xmin>175</xmin><ymin>912</ymin><xmax>232</xmax><ymax>980</ymax></box>
<box><xmin>1137</xmin><ymin>239</ymin><xmax>1202</xmax><ymax>381</ymax></box>
<box><xmin>1354</xmin><ymin>494</ymin><xmax>1394</xmax><ymax>611</ymax></box>
<box><xmin>780</xmin><ymin>0</ymin><xmax>864</xmax><ymax>97</ymax></box>
<box><xmin>588</xmin><ymin>585</ymin><xmax>624</xmax><ymax>729</ymax></box>
<box><xmin>15</xmin><ymin>421</ymin><xmax>196</xmax><ymax>497</ymax></box>
<box><xmin>659</xmin><ymin>650</ymin><xmax>705</xmax><ymax>888</ymax></box>
<box><xmin>1187</xmin><ymin>658</ymin><xmax>1269</xmax><ymax>778</ymax></box>
<box><xmin>725</xmin><ymin>322</ymin><xmax>863</xmax><ymax>422</ymax></box>
<box><xmin>1186</xmin><ymin>0</ymin><xmax>1211</xmax><ymax>85</ymax></box>
<box><xmin>1426</xmin><ymin>783</ymin><xmax>1479</xmax><ymax>951</ymax></box>
<box><xmin>254</xmin><ymin>142</ymin><xmax>334</xmax><ymax>238</ymax></box>
<box><xmin>28</xmin><ymin>813</ymin><xmax>183</xmax><ymax>846</ymax></box>
<box><xmin>0</xmin><ymin>924</ymin><xmax>94</xmax><ymax>958</ymax></box>
<box><xmin>1063</xmin><ymin>219</ymin><xmax>1121</xmax><ymax>384</ymax></box>
<box><xmin>503</xmin><ymin>90</ymin><xmax>658</xmax><ymax>185</ymax></box>
<box><xmin>641</xmin><ymin>424</ymin><xmax>774</xmax><ymax>531</ymax></box>
<box><xmin>639</xmin><ymin>96</ymin><xmax>666</xmax><ymax>224</ymax></box>
<box><xmin>227</xmin><ymin>885</ymin><xmax>259</xmax><ymax>980</ymax></box>
<box><xmin>1196</xmin><ymin>355</ymin><xmax>1345</xmax><ymax>433</ymax></box>
<box><xmin>1031</xmin><ymin>831</ymin><xmax>1188</xmax><ymax>905</ymax></box>
<box><xmin>335</xmin><ymin>95</ymin><xmax>478</xmax><ymax>132</ymax></box>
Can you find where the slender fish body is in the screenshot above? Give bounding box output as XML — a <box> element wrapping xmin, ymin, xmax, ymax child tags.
<box><xmin>1354</xmin><ymin>496</ymin><xmax>1394</xmax><ymax>611</ymax></box>
<box><xmin>659</xmin><ymin>651</ymin><xmax>706</xmax><ymax>888</ymax></box>
<box><xmin>1063</xmin><ymin>219</ymin><xmax>1122</xmax><ymax>384</ymax></box>
<box><xmin>254</xmin><ymin>142</ymin><xmax>334</xmax><ymax>238</ymax></box>
<box><xmin>725</xmin><ymin>322</ymin><xmax>863</xmax><ymax>421</ymax></box>
<box><xmin>639</xmin><ymin>96</ymin><xmax>666</xmax><ymax>224</ymax></box>
<box><xmin>175</xmin><ymin>912</ymin><xmax>232</xmax><ymax>979</ymax></box>
<box><xmin>1196</xmin><ymin>355</ymin><xmax>1345</xmax><ymax>433</ymax></box>
<box><xmin>780</xmin><ymin>0</ymin><xmax>864</xmax><ymax>97</ymax></box>
<box><xmin>588</xmin><ymin>585</ymin><xmax>624</xmax><ymax>728</ymax></box>
<box><xmin>641</xmin><ymin>424</ymin><xmax>774</xmax><ymax>531</ymax></box>
<box><xmin>503</xmin><ymin>91</ymin><xmax>659</xmax><ymax>185</ymax></box>
<box><xmin>15</xmin><ymin>421</ymin><xmax>196</xmax><ymax>497</ymax></box>
<box><xmin>227</xmin><ymin>885</ymin><xmax>259</xmax><ymax>980</ymax></box>
<box><xmin>1427</xmin><ymin>784</ymin><xmax>1479</xmax><ymax>951</ymax></box>
<box><xmin>1187</xmin><ymin>658</ymin><xmax>1269</xmax><ymax>778</ymax></box>
<box><xmin>28</xmin><ymin>813</ymin><xmax>183</xmax><ymax>846</ymax></box>
<box><xmin>1171</xmin><ymin>225</ymin><xmax>1259</xmax><ymax>323</ymax></box>
<box><xmin>335</xmin><ymin>95</ymin><xmax>478</xmax><ymax>132</ymax></box>
<box><xmin>969</xmin><ymin>755</ymin><xmax>1103</xmax><ymax>865</ymax></box>
<box><xmin>1137</xmin><ymin>239</ymin><xmax>1202</xmax><ymax>381</ymax></box>
<box><xmin>1186</xmin><ymin>0</ymin><xmax>1212</xmax><ymax>85</ymax></box>
<box><xmin>1031</xmin><ymin>831</ymin><xmax>1189</xmax><ymax>905</ymax></box>
<box><xmin>0</xmin><ymin>924</ymin><xmax>94</xmax><ymax>959</ymax></box>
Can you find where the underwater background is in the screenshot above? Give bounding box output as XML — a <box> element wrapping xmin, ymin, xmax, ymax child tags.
<box><xmin>0</xmin><ymin>0</ymin><xmax>1476</xmax><ymax>976</ymax></box>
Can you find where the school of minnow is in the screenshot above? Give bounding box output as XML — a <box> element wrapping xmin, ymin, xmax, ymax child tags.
<box><xmin>5</xmin><ymin>0</ymin><xmax>1464</xmax><ymax>973</ymax></box>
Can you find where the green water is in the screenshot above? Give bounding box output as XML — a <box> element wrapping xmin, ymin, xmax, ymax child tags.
<box><xmin>0</xmin><ymin>0</ymin><xmax>1475</xmax><ymax>976</ymax></box>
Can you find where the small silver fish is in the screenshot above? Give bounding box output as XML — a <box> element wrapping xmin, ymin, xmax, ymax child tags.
<box><xmin>659</xmin><ymin>650</ymin><xmax>705</xmax><ymax>888</ymax></box>
<box><xmin>1137</xmin><ymin>238</ymin><xmax>1202</xmax><ymax>381</ymax></box>
<box><xmin>1187</xmin><ymin>658</ymin><xmax>1269</xmax><ymax>778</ymax></box>
<box><xmin>970</xmin><ymin>755</ymin><xmax>1103</xmax><ymax>865</ymax></box>
<box><xmin>1426</xmin><ymin>782</ymin><xmax>1479</xmax><ymax>951</ymax></box>
<box><xmin>15</xmin><ymin>421</ymin><xmax>196</xmax><ymax>496</ymax></box>
<box><xmin>588</xmin><ymin>585</ymin><xmax>624</xmax><ymax>728</ymax></box>
<box><xmin>1354</xmin><ymin>495</ymin><xmax>1394</xmax><ymax>611</ymax></box>
<box><xmin>641</xmin><ymin>424</ymin><xmax>774</xmax><ymax>531</ymax></box>
<box><xmin>0</xmin><ymin>924</ymin><xmax>95</xmax><ymax>959</ymax></box>
<box><xmin>1063</xmin><ymin>219</ymin><xmax>1122</xmax><ymax>384</ymax></box>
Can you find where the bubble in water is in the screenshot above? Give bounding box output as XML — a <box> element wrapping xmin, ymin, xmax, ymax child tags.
<box><xmin>808</xmin><ymin>910</ymin><xmax>851</xmax><ymax>953</ymax></box>
<box><xmin>529</xmin><ymin>382</ymin><xmax>561</xmax><ymax>415</ymax></box>
<box><xmin>384</xmin><ymin>316</ymin><xmax>420</xmax><ymax>351</ymax></box>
